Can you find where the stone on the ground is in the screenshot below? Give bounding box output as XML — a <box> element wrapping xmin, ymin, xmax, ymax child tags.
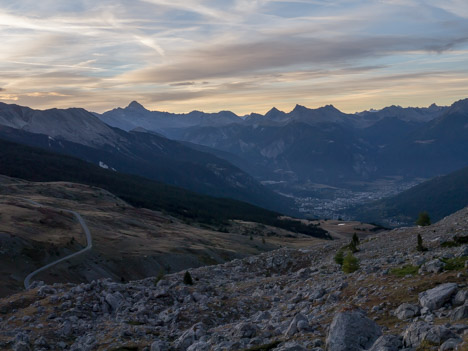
<box><xmin>418</xmin><ymin>283</ymin><xmax>458</xmax><ymax>311</ymax></box>
<box><xmin>326</xmin><ymin>310</ymin><xmax>382</xmax><ymax>351</ymax></box>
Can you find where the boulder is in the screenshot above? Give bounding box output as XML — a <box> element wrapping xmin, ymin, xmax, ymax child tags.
<box><xmin>105</xmin><ymin>292</ymin><xmax>125</xmax><ymax>312</ymax></box>
<box><xmin>439</xmin><ymin>338</ymin><xmax>463</xmax><ymax>351</ymax></box>
<box><xmin>326</xmin><ymin>310</ymin><xmax>382</xmax><ymax>351</ymax></box>
<box><xmin>451</xmin><ymin>304</ymin><xmax>468</xmax><ymax>321</ymax></box>
<box><xmin>233</xmin><ymin>322</ymin><xmax>257</xmax><ymax>339</ymax></box>
<box><xmin>285</xmin><ymin>313</ymin><xmax>308</xmax><ymax>336</ymax></box>
<box><xmin>403</xmin><ymin>322</ymin><xmax>457</xmax><ymax>348</ymax></box>
<box><xmin>419</xmin><ymin>259</ymin><xmax>445</xmax><ymax>274</ymax></box>
<box><xmin>402</xmin><ymin>322</ymin><xmax>431</xmax><ymax>347</ymax></box>
<box><xmin>187</xmin><ymin>341</ymin><xmax>210</xmax><ymax>351</ymax></box>
<box><xmin>418</xmin><ymin>283</ymin><xmax>458</xmax><ymax>311</ymax></box>
<box><xmin>394</xmin><ymin>303</ymin><xmax>420</xmax><ymax>320</ymax></box>
<box><xmin>423</xmin><ymin>325</ymin><xmax>457</xmax><ymax>345</ymax></box>
<box><xmin>368</xmin><ymin>335</ymin><xmax>402</xmax><ymax>351</ymax></box>
<box><xmin>175</xmin><ymin>323</ymin><xmax>205</xmax><ymax>350</ymax></box>
<box><xmin>151</xmin><ymin>340</ymin><xmax>169</xmax><ymax>351</ymax></box>
<box><xmin>453</xmin><ymin>290</ymin><xmax>468</xmax><ymax>306</ymax></box>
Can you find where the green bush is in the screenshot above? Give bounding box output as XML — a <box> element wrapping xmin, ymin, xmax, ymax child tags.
<box><xmin>390</xmin><ymin>265</ymin><xmax>419</xmax><ymax>277</ymax></box>
<box><xmin>440</xmin><ymin>256</ymin><xmax>468</xmax><ymax>271</ymax></box>
<box><xmin>441</xmin><ymin>235</ymin><xmax>468</xmax><ymax>248</ymax></box>
<box><xmin>342</xmin><ymin>252</ymin><xmax>359</xmax><ymax>273</ymax></box>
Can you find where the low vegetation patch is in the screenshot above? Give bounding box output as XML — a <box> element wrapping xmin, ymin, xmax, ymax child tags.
<box><xmin>441</xmin><ymin>235</ymin><xmax>468</xmax><ymax>248</ymax></box>
<box><xmin>390</xmin><ymin>265</ymin><xmax>419</xmax><ymax>277</ymax></box>
<box><xmin>440</xmin><ymin>256</ymin><xmax>468</xmax><ymax>271</ymax></box>
<box><xmin>342</xmin><ymin>252</ymin><xmax>359</xmax><ymax>273</ymax></box>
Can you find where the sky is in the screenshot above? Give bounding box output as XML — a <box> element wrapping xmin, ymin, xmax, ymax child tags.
<box><xmin>1</xmin><ymin>0</ymin><xmax>468</xmax><ymax>114</ymax></box>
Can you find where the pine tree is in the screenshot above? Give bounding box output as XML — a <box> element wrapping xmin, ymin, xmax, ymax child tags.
<box><xmin>416</xmin><ymin>212</ymin><xmax>431</xmax><ymax>226</ymax></box>
<box><xmin>349</xmin><ymin>239</ymin><xmax>359</xmax><ymax>253</ymax></box>
<box><xmin>352</xmin><ymin>233</ymin><xmax>360</xmax><ymax>246</ymax></box>
<box><xmin>416</xmin><ymin>233</ymin><xmax>427</xmax><ymax>252</ymax></box>
<box><xmin>183</xmin><ymin>271</ymin><xmax>193</xmax><ymax>285</ymax></box>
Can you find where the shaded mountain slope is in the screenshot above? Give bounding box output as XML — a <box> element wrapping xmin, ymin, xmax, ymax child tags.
<box><xmin>0</xmin><ymin>102</ymin><xmax>293</xmax><ymax>214</ymax></box>
<box><xmin>0</xmin><ymin>138</ymin><xmax>305</xmax><ymax>228</ymax></box>
<box><xmin>349</xmin><ymin>165</ymin><xmax>468</xmax><ymax>226</ymax></box>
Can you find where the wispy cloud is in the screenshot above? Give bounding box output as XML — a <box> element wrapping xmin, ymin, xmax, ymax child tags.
<box><xmin>0</xmin><ymin>0</ymin><xmax>467</xmax><ymax>113</ymax></box>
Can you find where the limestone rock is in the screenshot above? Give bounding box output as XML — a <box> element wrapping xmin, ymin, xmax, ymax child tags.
<box><xmin>418</xmin><ymin>283</ymin><xmax>458</xmax><ymax>311</ymax></box>
<box><xmin>394</xmin><ymin>303</ymin><xmax>420</xmax><ymax>320</ymax></box>
<box><xmin>368</xmin><ymin>335</ymin><xmax>402</xmax><ymax>351</ymax></box>
<box><xmin>326</xmin><ymin>310</ymin><xmax>382</xmax><ymax>351</ymax></box>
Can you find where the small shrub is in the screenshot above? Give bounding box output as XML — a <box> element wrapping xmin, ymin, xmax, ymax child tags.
<box><xmin>342</xmin><ymin>252</ymin><xmax>359</xmax><ymax>273</ymax></box>
<box><xmin>334</xmin><ymin>250</ymin><xmax>344</xmax><ymax>266</ymax></box>
<box><xmin>183</xmin><ymin>271</ymin><xmax>193</xmax><ymax>285</ymax></box>
<box><xmin>441</xmin><ymin>235</ymin><xmax>468</xmax><ymax>248</ymax></box>
<box><xmin>390</xmin><ymin>265</ymin><xmax>419</xmax><ymax>277</ymax></box>
<box><xmin>153</xmin><ymin>270</ymin><xmax>165</xmax><ymax>286</ymax></box>
<box><xmin>440</xmin><ymin>256</ymin><xmax>468</xmax><ymax>271</ymax></box>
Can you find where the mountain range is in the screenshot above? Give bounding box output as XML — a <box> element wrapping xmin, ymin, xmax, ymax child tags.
<box><xmin>98</xmin><ymin>99</ymin><xmax>468</xmax><ymax>189</ymax></box>
<box><xmin>0</xmin><ymin>102</ymin><xmax>292</xmax><ymax>215</ymax></box>
<box><xmin>1</xmin><ymin>98</ymin><xmax>468</xmax><ymax>225</ymax></box>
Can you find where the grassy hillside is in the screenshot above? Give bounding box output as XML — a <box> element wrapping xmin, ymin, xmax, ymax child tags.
<box><xmin>350</xmin><ymin>165</ymin><xmax>468</xmax><ymax>226</ymax></box>
<box><xmin>0</xmin><ymin>138</ymin><xmax>330</xmax><ymax>238</ymax></box>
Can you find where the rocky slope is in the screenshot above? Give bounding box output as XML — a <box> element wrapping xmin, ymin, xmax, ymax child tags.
<box><xmin>0</xmin><ymin>204</ymin><xmax>467</xmax><ymax>350</ymax></box>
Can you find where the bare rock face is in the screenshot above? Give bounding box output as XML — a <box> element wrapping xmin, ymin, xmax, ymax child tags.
<box><xmin>418</xmin><ymin>283</ymin><xmax>458</xmax><ymax>311</ymax></box>
<box><xmin>326</xmin><ymin>310</ymin><xmax>382</xmax><ymax>351</ymax></box>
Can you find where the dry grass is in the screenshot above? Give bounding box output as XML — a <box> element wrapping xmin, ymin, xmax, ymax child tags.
<box><xmin>0</xmin><ymin>177</ymin><xmax>331</xmax><ymax>297</ymax></box>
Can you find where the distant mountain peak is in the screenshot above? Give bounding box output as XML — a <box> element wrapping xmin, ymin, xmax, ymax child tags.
<box><xmin>448</xmin><ymin>98</ymin><xmax>468</xmax><ymax>113</ymax></box>
<box><xmin>127</xmin><ymin>101</ymin><xmax>147</xmax><ymax>111</ymax></box>
<box><xmin>320</xmin><ymin>104</ymin><xmax>341</xmax><ymax>113</ymax></box>
<box><xmin>292</xmin><ymin>104</ymin><xmax>308</xmax><ymax>113</ymax></box>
